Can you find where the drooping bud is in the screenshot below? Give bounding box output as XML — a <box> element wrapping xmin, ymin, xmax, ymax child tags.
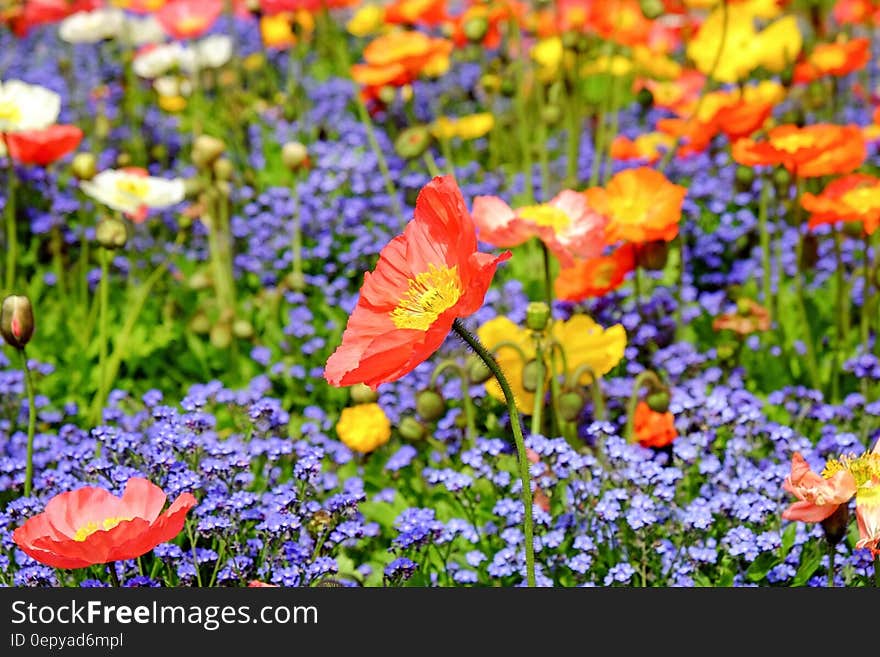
<box><xmin>522</xmin><ymin>359</ymin><xmax>541</xmax><ymax>392</ymax></box>
<box><xmin>639</xmin><ymin>0</ymin><xmax>664</xmax><ymax>19</ymax></box>
<box><xmin>558</xmin><ymin>389</ymin><xmax>585</xmax><ymax>422</ymax></box>
<box><xmin>467</xmin><ymin>355</ymin><xmax>493</xmax><ymax>384</ymax></box>
<box><xmin>210</xmin><ymin>320</ymin><xmax>232</xmax><ymax>349</ymax></box>
<box><xmin>213</xmin><ymin>157</ymin><xmax>234</xmax><ymax>181</ymax></box>
<box><xmin>192</xmin><ymin>135</ymin><xmax>226</xmax><ymax>170</ymax></box>
<box><xmin>541</xmin><ymin>104</ymin><xmax>562</xmax><ymax>125</ymax></box>
<box><xmin>416</xmin><ymin>389</ymin><xmax>446</xmax><ymax>422</ymax></box>
<box><xmin>1</xmin><ymin>295</ymin><xmax>34</xmax><ymax>349</ymax></box>
<box><xmin>116</xmin><ymin>152</ymin><xmax>132</xmax><ymax>168</ymax></box>
<box><xmin>281</xmin><ymin>141</ymin><xmax>309</xmax><ymax>171</ymax></box>
<box><xmin>350</xmin><ymin>383</ymin><xmax>379</xmax><ymax>404</ymax></box>
<box><xmin>188</xmin><ymin>310</ymin><xmax>211</xmax><ymax>335</ymax></box>
<box><xmin>95</xmin><ymin>216</ymin><xmax>129</xmax><ymax>250</ymax></box>
<box><xmin>525</xmin><ymin>301</ymin><xmax>550</xmax><ymax>332</ymax></box>
<box><xmin>377</xmin><ymin>85</ymin><xmax>397</xmax><ymax>105</ymax></box>
<box><xmin>70</xmin><ymin>152</ymin><xmax>97</xmax><ymax>181</ymax></box>
<box><xmin>635</xmin><ymin>240</ymin><xmax>669</xmax><ymax>271</ymax></box>
<box><xmin>820</xmin><ymin>502</ymin><xmax>849</xmax><ymax>546</ymax></box>
<box><xmin>645</xmin><ymin>389</ymin><xmax>671</xmax><ymax>414</ymax></box>
<box><xmin>285</xmin><ymin>270</ymin><xmax>306</xmax><ymax>292</ymax></box>
<box><xmin>232</xmin><ymin>319</ymin><xmax>254</xmax><ymax>339</ymax></box>
<box><xmin>398</xmin><ymin>416</ymin><xmax>426</xmax><ymax>441</ymax></box>
<box><xmin>394</xmin><ymin>125</ymin><xmax>432</xmax><ymax>160</ymax></box>
<box><xmin>462</xmin><ymin>16</ymin><xmax>488</xmax><ymax>43</ymax></box>
<box><xmin>735</xmin><ymin>165</ymin><xmax>755</xmax><ymax>189</ymax></box>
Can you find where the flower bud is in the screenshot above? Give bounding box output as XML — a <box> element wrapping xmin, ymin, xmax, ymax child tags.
<box><xmin>281</xmin><ymin>141</ymin><xmax>309</xmax><ymax>171</ymax></box>
<box><xmin>184</xmin><ymin>177</ymin><xmax>204</xmax><ymax>199</ymax></box>
<box><xmin>232</xmin><ymin>319</ymin><xmax>254</xmax><ymax>339</ymax></box>
<box><xmin>773</xmin><ymin>167</ymin><xmax>791</xmax><ymax>189</ymax></box>
<box><xmin>467</xmin><ymin>355</ymin><xmax>493</xmax><ymax>384</ymax></box>
<box><xmin>116</xmin><ymin>152</ymin><xmax>132</xmax><ymax>168</ymax></box>
<box><xmin>645</xmin><ymin>389</ymin><xmax>670</xmax><ymax>414</ymax></box>
<box><xmin>188</xmin><ymin>310</ymin><xmax>211</xmax><ymax>335</ymax></box>
<box><xmin>188</xmin><ymin>270</ymin><xmax>212</xmax><ymax>291</ymax></box>
<box><xmin>378</xmin><ymin>85</ymin><xmax>397</xmax><ymax>105</ymax></box>
<box><xmin>192</xmin><ymin>135</ymin><xmax>226</xmax><ymax>170</ymax></box>
<box><xmin>394</xmin><ymin>125</ymin><xmax>432</xmax><ymax>160</ymax></box>
<box><xmin>735</xmin><ymin>165</ymin><xmax>755</xmax><ymax>188</ymax></box>
<box><xmin>398</xmin><ymin>416</ymin><xmax>426</xmax><ymax>441</ymax></box>
<box><xmin>1</xmin><ymin>295</ymin><xmax>34</xmax><ymax>349</ymax></box>
<box><xmin>820</xmin><ymin>502</ymin><xmax>849</xmax><ymax>546</ymax></box>
<box><xmin>635</xmin><ymin>240</ymin><xmax>669</xmax><ymax>271</ymax></box>
<box><xmin>285</xmin><ymin>270</ymin><xmax>306</xmax><ymax>292</ymax></box>
<box><xmin>558</xmin><ymin>389</ymin><xmax>585</xmax><ymax>422</ymax></box>
<box><xmin>463</xmin><ymin>16</ymin><xmax>488</xmax><ymax>43</ymax></box>
<box><xmin>525</xmin><ymin>301</ymin><xmax>550</xmax><ymax>332</ymax></box>
<box><xmin>350</xmin><ymin>383</ymin><xmax>379</xmax><ymax>404</ymax></box>
<box><xmin>416</xmin><ymin>389</ymin><xmax>446</xmax><ymax>422</ymax></box>
<box><xmin>210</xmin><ymin>320</ymin><xmax>232</xmax><ymax>349</ymax></box>
<box><xmin>541</xmin><ymin>104</ymin><xmax>562</xmax><ymax>125</ymax></box>
<box><xmin>635</xmin><ymin>87</ymin><xmax>654</xmax><ymax>109</ymax></box>
<box><xmin>213</xmin><ymin>157</ymin><xmax>234</xmax><ymax>181</ymax></box>
<box><xmin>95</xmin><ymin>216</ymin><xmax>129</xmax><ymax>250</ymax></box>
<box><xmin>639</xmin><ymin>0</ymin><xmax>664</xmax><ymax>19</ymax></box>
<box><xmin>521</xmin><ymin>359</ymin><xmax>541</xmax><ymax>392</ymax></box>
<box><xmin>70</xmin><ymin>152</ymin><xmax>97</xmax><ymax>181</ymax></box>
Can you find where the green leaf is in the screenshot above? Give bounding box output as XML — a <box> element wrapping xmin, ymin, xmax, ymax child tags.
<box><xmin>746</xmin><ymin>552</ymin><xmax>780</xmax><ymax>583</ymax></box>
<box><xmin>791</xmin><ymin>542</ymin><xmax>823</xmax><ymax>587</ymax></box>
<box><xmin>780</xmin><ymin>523</ymin><xmax>797</xmax><ymax>557</ymax></box>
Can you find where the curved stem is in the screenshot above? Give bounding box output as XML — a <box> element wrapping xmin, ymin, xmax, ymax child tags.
<box><xmin>624</xmin><ymin>370</ymin><xmax>665</xmax><ymax>442</ymax></box>
<box><xmin>453</xmin><ymin>319</ymin><xmax>535</xmax><ymax>587</ymax></box>
<box><xmin>429</xmin><ymin>359</ymin><xmax>477</xmax><ymax>442</ymax></box>
<box><xmin>567</xmin><ymin>363</ymin><xmax>606</xmax><ymax>422</ymax></box>
<box><xmin>20</xmin><ymin>347</ymin><xmax>36</xmax><ymax>497</ymax></box>
<box><xmin>107</xmin><ymin>562</ymin><xmax>121</xmax><ymax>588</ymax></box>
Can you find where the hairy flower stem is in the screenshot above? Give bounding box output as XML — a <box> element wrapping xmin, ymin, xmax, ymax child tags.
<box><xmin>875</xmin><ymin>554</ymin><xmax>880</xmax><ymax>587</ymax></box>
<box><xmin>792</xmin><ymin>177</ymin><xmax>822</xmax><ymax>392</ymax></box>
<box><xmin>4</xmin><ymin>152</ymin><xmax>17</xmax><ymax>293</ymax></box>
<box><xmin>453</xmin><ymin>319</ymin><xmax>536</xmax><ymax>587</ymax></box>
<box><xmin>94</xmin><ymin>248</ymin><xmax>111</xmax><ymax>431</ymax></box>
<box><xmin>530</xmin><ymin>338</ymin><xmax>546</xmax><ymax>438</ymax></box>
<box><xmin>20</xmin><ymin>348</ymin><xmax>36</xmax><ymax>497</ymax></box>
<box><xmin>107</xmin><ymin>563</ymin><xmax>121</xmax><ymax>588</ymax></box>
<box><xmin>830</xmin><ymin>227</ymin><xmax>847</xmax><ymax>402</ymax></box>
<box><xmin>758</xmin><ymin>174</ymin><xmax>773</xmax><ymax>322</ymax></box>
<box><xmin>290</xmin><ymin>172</ymin><xmax>303</xmax><ymax>284</ymax></box>
<box><xmin>827</xmin><ymin>542</ymin><xmax>835</xmax><ymax>588</ymax></box>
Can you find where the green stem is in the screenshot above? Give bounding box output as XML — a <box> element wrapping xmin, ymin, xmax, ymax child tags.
<box><xmin>94</xmin><ymin>248</ymin><xmax>111</xmax><ymax>428</ymax></box>
<box><xmin>355</xmin><ymin>96</ymin><xmax>403</xmax><ymax>219</ymax></box>
<box><xmin>453</xmin><ymin>319</ymin><xmax>535</xmax><ymax>587</ymax></box>
<box><xmin>830</xmin><ymin>227</ymin><xmax>846</xmax><ymax>402</ymax></box>
<box><xmin>624</xmin><ymin>370</ymin><xmax>665</xmax><ymax>443</ymax></box>
<box><xmin>535</xmin><ymin>82</ymin><xmax>551</xmax><ymax>197</ymax></box>
<box><xmin>429</xmin><ymin>360</ymin><xmax>477</xmax><ymax>443</ymax></box>
<box><xmin>792</xmin><ymin>177</ymin><xmax>822</xmax><ymax>392</ymax></box>
<box><xmin>758</xmin><ymin>173</ymin><xmax>773</xmax><ymax>322</ymax></box>
<box><xmin>423</xmin><ymin>151</ymin><xmax>442</xmax><ymax>178</ymax></box>
<box><xmin>290</xmin><ymin>172</ymin><xmax>303</xmax><ymax>283</ymax></box>
<box><xmin>20</xmin><ymin>347</ymin><xmax>36</xmax><ymax>497</ymax></box>
<box><xmin>530</xmin><ymin>337</ymin><xmax>546</xmax><ymax>437</ymax></box>
<box><xmin>107</xmin><ymin>563</ymin><xmax>121</xmax><ymax>588</ymax></box>
<box><xmin>439</xmin><ymin>137</ymin><xmax>455</xmax><ymax>177</ymax></box>
<box><xmin>4</xmin><ymin>153</ymin><xmax>17</xmax><ymax>293</ymax></box>
<box><xmin>862</xmin><ymin>231</ymin><xmax>872</xmax><ymax>346</ymax></box>
<box><xmin>603</xmin><ymin>73</ymin><xmax>622</xmax><ymax>185</ymax></box>
<box><xmin>567</xmin><ymin>363</ymin><xmax>606</xmax><ymax>422</ymax></box>
<box><xmin>827</xmin><ymin>542</ymin><xmax>835</xmax><ymax>588</ymax></box>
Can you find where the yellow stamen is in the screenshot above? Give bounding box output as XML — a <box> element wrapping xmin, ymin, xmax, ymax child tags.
<box><xmin>0</xmin><ymin>100</ymin><xmax>21</xmax><ymax>126</ymax></box>
<box><xmin>116</xmin><ymin>177</ymin><xmax>150</xmax><ymax>200</ymax></box>
<box><xmin>390</xmin><ymin>264</ymin><xmax>462</xmax><ymax>331</ymax></box>
<box><xmin>73</xmin><ymin>516</ymin><xmax>132</xmax><ymax>542</ymax></box>
<box><xmin>517</xmin><ymin>204</ymin><xmax>571</xmax><ymax>231</ymax></box>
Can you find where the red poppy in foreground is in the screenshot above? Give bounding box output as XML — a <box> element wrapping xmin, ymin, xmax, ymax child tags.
<box><xmin>13</xmin><ymin>478</ymin><xmax>196</xmax><ymax>569</ymax></box>
<box><xmin>156</xmin><ymin>0</ymin><xmax>222</xmax><ymax>40</ymax></box>
<box><xmin>324</xmin><ymin>175</ymin><xmax>510</xmax><ymax>389</ymax></box>
<box><xmin>5</xmin><ymin>125</ymin><xmax>83</xmax><ymax>166</ymax></box>
<box><xmin>633</xmin><ymin>401</ymin><xmax>677</xmax><ymax>449</ymax></box>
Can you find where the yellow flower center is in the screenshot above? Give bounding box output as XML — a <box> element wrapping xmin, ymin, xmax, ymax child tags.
<box><xmin>390</xmin><ymin>264</ymin><xmax>463</xmax><ymax>331</ymax></box>
<box><xmin>517</xmin><ymin>204</ymin><xmax>571</xmax><ymax>231</ymax></box>
<box><xmin>770</xmin><ymin>132</ymin><xmax>815</xmax><ymax>154</ymax></box>
<box><xmin>841</xmin><ymin>186</ymin><xmax>880</xmax><ymax>211</ymax></box>
<box><xmin>811</xmin><ymin>47</ymin><xmax>846</xmax><ymax>71</ymax></box>
<box><xmin>116</xmin><ymin>177</ymin><xmax>150</xmax><ymax>200</ymax></box>
<box><xmin>823</xmin><ymin>452</ymin><xmax>880</xmax><ymax>486</ymax></box>
<box><xmin>73</xmin><ymin>516</ymin><xmax>132</xmax><ymax>542</ymax></box>
<box><xmin>857</xmin><ymin>484</ymin><xmax>880</xmax><ymax>508</ymax></box>
<box><xmin>336</xmin><ymin>403</ymin><xmax>391</xmax><ymax>453</ymax></box>
<box><xmin>607</xmin><ymin>195</ymin><xmax>650</xmax><ymax>223</ymax></box>
<box><xmin>0</xmin><ymin>100</ymin><xmax>21</xmax><ymax>126</ymax></box>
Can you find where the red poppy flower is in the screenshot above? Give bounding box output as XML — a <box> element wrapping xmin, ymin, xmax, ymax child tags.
<box><xmin>5</xmin><ymin>125</ymin><xmax>83</xmax><ymax>166</ymax></box>
<box><xmin>8</xmin><ymin>0</ymin><xmax>101</xmax><ymax>36</ymax></box>
<box><xmin>800</xmin><ymin>173</ymin><xmax>880</xmax><ymax>235</ymax></box>
<box><xmin>731</xmin><ymin>124</ymin><xmax>866</xmax><ymax>178</ymax></box>
<box><xmin>794</xmin><ymin>38</ymin><xmax>871</xmax><ymax>84</ymax></box>
<box><xmin>156</xmin><ymin>0</ymin><xmax>223</xmax><ymax>40</ymax></box>
<box><xmin>13</xmin><ymin>478</ymin><xmax>196</xmax><ymax>569</ymax></box>
<box><xmin>554</xmin><ymin>244</ymin><xmax>635</xmax><ymax>301</ymax></box>
<box><xmin>324</xmin><ymin>175</ymin><xmax>510</xmax><ymax>389</ymax></box>
<box><xmin>633</xmin><ymin>401</ymin><xmax>677</xmax><ymax>449</ymax></box>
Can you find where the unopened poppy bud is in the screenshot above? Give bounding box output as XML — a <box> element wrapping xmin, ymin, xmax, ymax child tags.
<box><xmin>188</xmin><ymin>310</ymin><xmax>211</xmax><ymax>334</ymax></box>
<box><xmin>416</xmin><ymin>389</ymin><xmax>446</xmax><ymax>421</ymax></box>
<box><xmin>192</xmin><ymin>135</ymin><xmax>226</xmax><ymax>170</ymax></box>
<box><xmin>522</xmin><ymin>359</ymin><xmax>541</xmax><ymax>392</ymax></box>
<box><xmin>500</xmin><ymin>77</ymin><xmax>516</xmax><ymax>97</ymax></box>
<box><xmin>636</xmin><ymin>87</ymin><xmax>654</xmax><ymax>109</ymax></box>
<box><xmin>541</xmin><ymin>104</ymin><xmax>562</xmax><ymax>125</ymax></box>
<box><xmin>526</xmin><ymin>301</ymin><xmax>550</xmax><ymax>332</ymax></box>
<box><xmin>95</xmin><ymin>216</ymin><xmax>128</xmax><ymax>250</ymax></box>
<box><xmin>210</xmin><ymin>321</ymin><xmax>232</xmax><ymax>349</ymax></box>
<box><xmin>394</xmin><ymin>125</ymin><xmax>432</xmax><ymax>160</ymax></box>
<box><xmin>398</xmin><ymin>416</ymin><xmax>426</xmax><ymax>441</ymax></box>
<box><xmin>479</xmin><ymin>74</ymin><xmax>502</xmax><ymax>95</ymax></box>
<box><xmin>285</xmin><ymin>270</ymin><xmax>306</xmax><ymax>292</ymax></box>
<box><xmin>378</xmin><ymin>85</ymin><xmax>397</xmax><ymax>105</ymax></box>
<box><xmin>95</xmin><ymin>114</ymin><xmax>111</xmax><ymax>140</ymax></box>
<box><xmin>820</xmin><ymin>503</ymin><xmax>849</xmax><ymax>546</ymax></box>
<box><xmin>232</xmin><ymin>319</ymin><xmax>254</xmax><ymax>339</ymax></box>
<box><xmin>635</xmin><ymin>241</ymin><xmax>669</xmax><ymax>271</ymax></box>
<box><xmin>350</xmin><ymin>383</ymin><xmax>379</xmax><ymax>404</ymax></box>
<box><xmin>463</xmin><ymin>16</ymin><xmax>488</xmax><ymax>42</ymax></box>
<box><xmin>213</xmin><ymin>157</ymin><xmax>234</xmax><ymax>181</ymax></box>
<box><xmin>773</xmin><ymin>167</ymin><xmax>791</xmax><ymax>189</ymax></box>
<box><xmin>70</xmin><ymin>152</ymin><xmax>97</xmax><ymax>181</ymax></box>
<box><xmin>282</xmin><ymin>141</ymin><xmax>309</xmax><ymax>171</ymax></box>
<box><xmin>188</xmin><ymin>270</ymin><xmax>212</xmax><ymax>291</ymax></box>
<box><xmin>561</xmin><ymin>32</ymin><xmax>578</xmax><ymax>50</ymax></box>
<box><xmin>558</xmin><ymin>389</ymin><xmax>585</xmax><ymax>422</ymax></box>
<box><xmin>151</xmin><ymin>144</ymin><xmax>167</xmax><ymax>163</ymax></box>
<box><xmin>1</xmin><ymin>295</ymin><xmax>34</xmax><ymax>349</ymax></box>
<box><xmin>645</xmin><ymin>390</ymin><xmax>670</xmax><ymax>414</ymax></box>
<box><xmin>639</xmin><ymin>0</ymin><xmax>664</xmax><ymax>19</ymax></box>
<box><xmin>716</xmin><ymin>343</ymin><xmax>735</xmax><ymax>361</ymax></box>
<box><xmin>184</xmin><ymin>177</ymin><xmax>204</xmax><ymax>199</ymax></box>
<box><xmin>116</xmin><ymin>152</ymin><xmax>132</xmax><ymax>168</ymax></box>
<box><xmin>736</xmin><ymin>297</ymin><xmax>753</xmax><ymax>316</ymax></box>
<box><xmin>735</xmin><ymin>165</ymin><xmax>754</xmax><ymax>187</ymax></box>
<box><xmin>468</xmin><ymin>355</ymin><xmax>493</xmax><ymax>384</ymax></box>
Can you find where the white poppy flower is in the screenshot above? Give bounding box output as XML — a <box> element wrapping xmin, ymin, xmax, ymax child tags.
<box><xmin>59</xmin><ymin>8</ymin><xmax>125</xmax><ymax>44</ymax></box>
<box><xmin>153</xmin><ymin>75</ymin><xmax>192</xmax><ymax>98</ymax></box>
<box><xmin>81</xmin><ymin>168</ymin><xmax>186</xmax><ymax>221</ymax></box>
<box><xmin>120</xmin><ymin>15</ymin><xmax>166</xmax><ymax>47</ymax></box>
<box><xmin>132</xmin><ymin>42</ymin><xmax>185</xmax><ymax>79</ymax></box>
<box><xmin>0</xmin><ymin>80</ymin><xmax>61</xmax><ymax>132</ymax></box>
<box><xmin>180</xmin><ymin>34</ymin><xmax>232</xmax><ymax>73</ymax></box>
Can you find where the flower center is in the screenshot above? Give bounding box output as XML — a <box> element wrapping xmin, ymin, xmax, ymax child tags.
<box><xmin>517</xmin><ymin>204</ymin><xmax>570</xmax><ymax>231</ymax></box>
<box><xmin>73</xmin><ymin>516</ymin><xmax>132</xmax><ymax>542</ymax></box>
<box><xmin>0</xmin><ymin>100</ymin><xmax>22</xmax><ymax>128</ymax></box>
<box><xmin>841</xmin><ymin>186</ymin><xmax>880</xmax><ymax>211</ymax></box>
<box><xmin>770</xmin><ymin>132</ymin><xmax>815</xmax><ymax>154</ymax></box>
<box><xmin>390</xmin><ymin>264</ymin><xmax>463</xmax><ymax>331</ymax></box>
<box><xmin>824</xmin><ymin>452</ymin><xmax>880</xmax><ymax>486</ymax></box>
<box><xmin>115</xmin><ymin>177</ymin><xmax>150</xmax><ymax>200</ymax></box>
<box><xmin>811</xmin><ymin>47</ymin><xmax>847</xmax><ymax>71</ymax></box>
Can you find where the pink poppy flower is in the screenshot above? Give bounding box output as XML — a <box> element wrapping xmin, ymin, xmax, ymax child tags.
<box><xmin>781</xmin><ymin>452</ymin><xmax>857</xmax><ymax>523</ymax></box>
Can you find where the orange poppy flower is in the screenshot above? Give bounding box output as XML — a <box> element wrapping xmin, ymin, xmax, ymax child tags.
<box><xmin>731</xmin><ymin>124</ymin><xmax>866</xmax><ymax>178</ymax></box>
<box><xmin>800</xmin><ymin>174</ymin><xmax>880</xmax><ymax>235</ymax></box>
<box><xmin>833</xmin><ymin>0</ymin><xmax>880</xmax><ymax>26</ymax></box>
<box><xmin>634</xmin><ymin>401</ymin><xmax>676</xmax><ymax>449</ymax></box>
<box><xmin>640</xmin><ymin>69</ymin><xmax>705</xmax><ymax>116</ymax></box>
<box><xmin>449</xmin><ymin>1</ymin><xmax>524</xmax><ymax>49</ymax></box>
<box><xmin>12</xmin><ymin>478</ymin><xmax>196</xmax><ymax>569</ymax></box>
<box><xmin>585</xmin><ymin>167</ymin><xmax>686</xmax><ymax>245</ymax></box>
<box><xmin>324</xmin><ymin>176</ymin><xmax>510</xmax><ymax>389</ymax></box>
<box><xmin>609</xmin><ymin>132</ymin><xmax>675</xmax><ymax>164</ymax></box>
<box><xmin>554</xmin><ymin>244</ymin><xmax>635</xmax><ymax>301</ymax></box>
<box><xmin>589</xmin><ymin>0</ymin><xmax>653</xmax><ymax>48</ymax></box>
<box><xmin>712</xmin><ymin>299</ymin><xmax>771</xmax><ymax>336</ymax></box>
<box><xmin>794</xmin><ymin>38</ymin><xmax>871</xmax><ymax>84</ymax></box>
<box><xmin>384</xmin><ymin>0</ymin><xmax>447</xmax><ymax>26</ymax></box>
<box><xmin>350</xmin><ymin>29</ymin><xmax>453</xmax><ymax>97</ymax></box>
<box><xmin>471</xmin><ymin>190</ymin><xmax>607</xmax><ymax>267</ymax></box>
<box><xmin>782</xmin><ymin>452</ymin><xmax>857</xmax><ymax>523</ymax></box>
<box><xmin>5</xmin><ymin>125</ymin><xmax>83</xmax><ymax>166</ymax></box>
